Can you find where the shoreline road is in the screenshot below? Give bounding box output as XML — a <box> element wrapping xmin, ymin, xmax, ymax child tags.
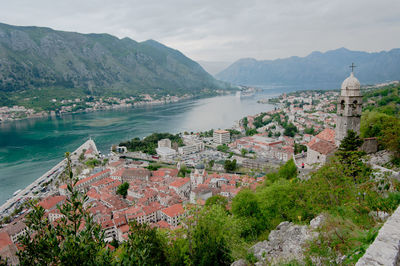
<box><xmin>0</xmin><ymin>139</ymin><xmax>99</xmax><ymax>218</ymax></box>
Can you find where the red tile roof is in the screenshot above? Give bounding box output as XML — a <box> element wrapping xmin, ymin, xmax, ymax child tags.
<box><xmin>38</xmin><ymin>195</ymin><xmax>66</xmax><ymax>210</ymax></box>
<box><xmin>156</xmin><ymin>220</ymin><xmax>170</xmax><ymax>229</ymax></box>
<box><xmin>76</xmin><ymin>169</ymin><xmax>110</xmax><ymax>187</ymax></box>
<box><xmin>169</xmin><ymin>178</ymin><xmax>190</xmax><ymax>188</ymax></box>
<box><xmin>161</xmin><ymin>203</ymin><xmax>184</xmax><ymax>217</ymax></box>
<box><xmin>309</xmin><ymin>140</ymin><xmax>336</xmax><ymax>155</ymax></box>
<box><xmin>0</xmin><ymin>232</ymin><xmax>12</xmax><ymax>251</ymax></box>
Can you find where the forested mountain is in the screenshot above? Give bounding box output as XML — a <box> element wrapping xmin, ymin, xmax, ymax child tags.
<box><xmin>0</xmin><ymin>22</ymin><xmax>228</xmax><ymax>100</ymax></box>
<box><xmin>216</xmin><ymin>48</ymin><xmax>400</xmax><ymax>87</ymax></box>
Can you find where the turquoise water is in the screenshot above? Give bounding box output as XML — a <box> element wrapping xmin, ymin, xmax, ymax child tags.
<box><xmin>0</xmin><ymin>92</ymin><xmax>280</xmax><ymax>205</ymax></box>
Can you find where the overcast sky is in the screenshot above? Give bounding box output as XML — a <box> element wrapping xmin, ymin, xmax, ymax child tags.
<box><xmin>0</xmin><ymin>0</ymin><xmax>399</xmax><ymax>62</ymax></box>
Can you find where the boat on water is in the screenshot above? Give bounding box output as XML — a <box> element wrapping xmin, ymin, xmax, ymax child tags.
<box><xmin>13</xmin><ymin>189</ymin><xmax>22</xmax><ymax>196</ymax></box>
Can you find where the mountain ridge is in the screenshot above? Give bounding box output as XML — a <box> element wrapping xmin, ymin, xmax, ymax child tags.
<box><xmin>0</xmin><ymin>22</ymin><xmax>229</xmax><ymax>102</ymax></box>
<box><xmin>216</xmin><ymin>47</ymin><xmax>400</xmax><ymax>87</ymax></box>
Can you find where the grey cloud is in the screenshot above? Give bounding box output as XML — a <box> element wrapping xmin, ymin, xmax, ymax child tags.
<box><xmin>0</xmin><ymin>0</ymin><xmax>399</xmax><ymax>62</ymax></box>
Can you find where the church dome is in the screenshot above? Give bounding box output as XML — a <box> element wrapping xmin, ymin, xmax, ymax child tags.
<box><xmin>341</xmin><ymin>72</ymin><xmax>361</xmax><ymax>96</ymax></box>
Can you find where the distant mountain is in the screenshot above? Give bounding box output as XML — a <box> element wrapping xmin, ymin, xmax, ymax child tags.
<box><xmin>0</xmin><ymin>22</ymin><xmax>228</xmax><ymax>100</ymax></box>
<box><xmin>216</xmin><ymin>48</ymin><xmax>400</xmax><ymax>88</ymax></box>
<box><xmin>197</xmin><ymin>60</ymin><xmax>232</xmax><ymax>76</ymax></box>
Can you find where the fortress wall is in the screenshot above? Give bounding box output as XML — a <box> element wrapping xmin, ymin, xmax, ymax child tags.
<box><xmin>356</xmin><ymin>205</ymin><xmax>400</xmax><ymax>266</ymax></box>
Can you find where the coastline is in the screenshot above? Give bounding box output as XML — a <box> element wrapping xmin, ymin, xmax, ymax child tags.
<box><xmin>0</xmin><ymin>139</ymin><xmax>98</xmax><ymax>219</ymax></box>
<box><xmin>0</xmin><ymin>92</ymin><xmax>232</xmax><ymax>125</ymax></box>
<box><xmin>3</xmin><ymin>90</ymin><xmax>265</xmax><ymax>211</ymax></box>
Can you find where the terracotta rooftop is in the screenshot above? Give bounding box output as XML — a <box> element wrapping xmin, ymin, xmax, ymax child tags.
<box><xmin>214</xmin><ymin>130</ymin><xmax>229</xmax><ymax>134</ymax></box>
<box><xmin>161</xmin><ymin>203</ymin><xmax>184</xmax><ymax>217</ymax></box>
<box><xmin>0</xmin><ymin>232</ymin><xmax>12</xmax><ymax>250</ymax></box>
<box><xmin>156</xmin><ymin>220</ymin><xmax>170</xmax><ymax>229</ymax></box>
<box><xmin>38</xmin><ymin>195</ymin><xmax>66</xmax><ymax>210</ymax></box>
<box><xmin>309</xmin><ymin>140</ymin><xmax>337</xmax><ymax>155</ymax></box>
<box><xmin>308</xmin><ymin>128</ymin><xmax>335</xmax><ymax>147</ymax></box>
<box><xmin>169</xmin><ymin>177</ymin><xmax>190</xmax><ymax>188</ymax></box>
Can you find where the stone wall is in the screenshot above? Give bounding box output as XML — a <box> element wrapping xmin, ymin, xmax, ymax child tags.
<box><xmin>361</xmin><ymin>138</ymin><xmax>378</xmax><ymax>154</ymax></box>
<box><xmin>356</xmin><ymin>205</ymin><xmax>400</xmax><ymax>266</ymax></box>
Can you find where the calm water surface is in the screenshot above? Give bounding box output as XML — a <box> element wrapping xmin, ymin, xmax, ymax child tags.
<box><xmin>0</xmin><ymin>90</ymin><xmax>284</xmax><ymax>204</ymax></box>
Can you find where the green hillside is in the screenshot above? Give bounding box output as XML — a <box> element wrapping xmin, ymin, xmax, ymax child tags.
<box><xmin>0</xmin><ymin>22</ymin><xmax>229</xmax><ymax>105</ymax></box>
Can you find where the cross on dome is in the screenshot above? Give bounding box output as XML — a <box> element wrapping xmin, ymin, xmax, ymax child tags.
<box><xmin>349</xmin><ymin>62</ymin><xmax>356</xmax><ymax>73</ymax></box>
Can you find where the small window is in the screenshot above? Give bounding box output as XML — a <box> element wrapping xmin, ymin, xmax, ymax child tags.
<box><xmin>340</xmin><ymin>100</ymin><xmax>345</xmax><ymax>110</ymax></box>
<box><xmin>352</xmin><ymin>100</ymin><xmax>357</xmax><ymax>110</ymax></box>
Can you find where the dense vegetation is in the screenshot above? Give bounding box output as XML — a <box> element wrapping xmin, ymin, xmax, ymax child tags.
<box><xmin>119</xmin><ymin>133</ymin><xmax>183</xmax><ymax>155</ymax></box>
<box><xmin>116</xmin><ymin>182</ymin><xmax>129</xmax><ymax>198</ymax></box>
<box><xmin>361</xmin><ymin>84</ymin><xmax>400</xmax><ymax>163</ymax></box>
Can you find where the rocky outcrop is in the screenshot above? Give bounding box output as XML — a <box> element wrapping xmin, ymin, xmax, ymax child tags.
<box><xmin>368</xmin><ymin>150</ymin><xmax>393</xmax><ymax>166</ymax></box>
<box><xmin>356</xmin><ymin>205</ymin><xmax>400</xmax><ymax>266</ymax></box>
<box><xmin>248</xmin><ymin>215</ymin><xmax>325</xmax><ymax>265</ymax></box>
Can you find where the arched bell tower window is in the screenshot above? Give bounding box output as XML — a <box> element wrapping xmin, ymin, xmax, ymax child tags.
<box><xmin>352</xmin><ymin>100</ymin><xmax>357</xmax><ymax>110</ymax></box>
<box><xmin>340</xmin><ymin>100</ymin><xmax>345</xmax><ymax>111</ymax></box>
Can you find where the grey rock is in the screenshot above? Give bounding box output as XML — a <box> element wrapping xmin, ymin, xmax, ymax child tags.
<box><xmin>251</xmin><ymin>220</ymin><xmax>318</xmax><ymax>264</ymax></box>
<box><xmin>369</xmin><ymin>211</ymin><xmax>390</xmax><ymax>222</ymax></box>
<box><xmin>310</xmin><ymin>214</ymin><xmax>326</xmax><ymax>229</ymax></box>
<box><xmin>231</xmin><ymin>259</ymin><xmax>248</xmax><ymax>266</ymax></box>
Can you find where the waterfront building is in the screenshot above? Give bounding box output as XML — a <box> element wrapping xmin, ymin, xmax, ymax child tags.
<box><xmin>178</xmin><ymin>142</ymin><xmax>204</xmax><ymax>155</ymax></box>
<box><xmin>156</xmin><ymin>146</ymin><xmax>176</xmax><ymax>160</ymax></box>
<box><xmin>213</xmin><ymin>130</ymin><xmax>230</xmax><ymax>144</ymax></box>
<box><xmin>158</xmin><ymin>139</ymin><xmax>172</xmax><ymax>149</ymax></box>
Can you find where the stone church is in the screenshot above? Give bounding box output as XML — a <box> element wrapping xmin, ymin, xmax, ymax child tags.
<box><xmin>335</xmin><ymin>71</ymin><xmax>363</xmax><ymax>146</ymax></box>
<box><xmin>306</xmin><ymin>67</ymin><xmax>363</xmax><ymax>166</ymax></box>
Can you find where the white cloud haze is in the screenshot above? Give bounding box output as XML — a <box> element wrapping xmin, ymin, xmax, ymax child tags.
<box><xmin>0</xmin><ymin>0</ymin><xmax>399</xmax><ymax>62</ymax></box>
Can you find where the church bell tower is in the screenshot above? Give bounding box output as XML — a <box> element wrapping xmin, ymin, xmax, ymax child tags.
<box><xmin>335</xmin><ymin>63</ymin><xmax>362</xmax><ymax>146</ymax></box>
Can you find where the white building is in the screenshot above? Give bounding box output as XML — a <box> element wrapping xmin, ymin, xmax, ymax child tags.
<box><xmin>156</xmin><ymin>146</ymin><xmax>176</xmax><ymax>160</ymax></box>
<box><xmin>158</xmin><ymin>139</ymin><xmax>172</xmax><ymax>148</ymax></box>
<box><xmin>178</xmin><ymin>142</ymin><xmax>204</xmax><ymax>155</ymax></box>
<box><xmin>160</xmin><ymin>204</ymin><xmax>185</xmax><ymax>227</ymax></box>
<box><xmin>213</xmin><ymin>130</ymin><xmax>230</xmax><ymax>144</ymax></box>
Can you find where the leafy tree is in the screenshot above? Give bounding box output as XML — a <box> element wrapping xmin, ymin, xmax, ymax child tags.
<box><xmin>119</xmin><ymin>133</ymin><xmax>183</xmax><ymax>155</ymax></box>
<box><xmin>85</xmin><ymin>158</ymin><xmax>101</xmax><ymax>168</ymax></box>
<box><xmin>117</xmin><ymin>221</ymin><xmax>168</xmax><ymax>265</ymax></box>
<box><xmin>208</xmin><ymin>160</ymin><xmax>215</xmax><ymax>169</ymax></box>
<box><xmin>241</xmin><ymin>148</ymin><xmax>248</xmax><ymax>156</ymax></box>
<box><xmin>178</xmin><ymin>165</ymin><xmax>190</xmax><ymax>177</ymax></box>
<box><xmin>294</xmin><ymin>143</ymin><xmax>307</xmax><ymax>154</ymax></box>
<box><xmin>232</xmin><ymin>190</ymin><xmax>264</xmax><ymax>238</ymax></box>
<box><xmin>283</xmin><ymin>122</ymin><xmax>298</xmax><ymax>137</ymax></box>
<box><xmin>116</xmin><ymin>182</ymin><xmax>129</xmax><ymax>198</ymax></box>
<box><xmin>379</xmin><ymin>117</ymin><xmax>400</xmax><ymax>158</ymax></box>
<box><xmin>188</xmin><ymin>206</ymin><xmax>236</xmax><ymax>266</ymax></box>
<box><xmin>339</xmin><ymin>130</ymin><xmax>364</xmax><ymax>152</ymax></box>
<box><xmin>360</xmin><ymin>110</ymin><xmax>400</xmax><ymax>158</ymax></box>
<box><xmin>242</xmin><ymin>117</ymin><xmax>248</xmax><ymax>129</ymax></box>
<box><xmin>205</xmin><ymin>195</ymin><xmax>228</xmax><ymax>209</ymax></box>
<box><xmin>335</xmin><ymin>131</ymin><xmax>368</xmax><ymax>180</ymax></box>
<box><xmin>217</xmin><ymin>144</ymin><xmax>229</xmax><ymax>152</ymax></box>
<box><xmin>147</xmin><ymin>163</ymin><xmax>161</xmax><ymax>171</ymax></box>
<box><xmin>245</xmin><ymin>128</ymin><xmax>258</xmax><ymax>136</ymax></box>
<box><xmin>17</xmin><ymin>153</ymin><xmax>112</xmax><ymax>265</ymax></box>
<box><xmin>224</xmin><ymin>159</ymin><xmax>237</xmax><ymax>172</ymax></box>
<box><xmin>304</xmin><ymin>126</ymin><xmax>315</xmax><ymax>135</ymax></box>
